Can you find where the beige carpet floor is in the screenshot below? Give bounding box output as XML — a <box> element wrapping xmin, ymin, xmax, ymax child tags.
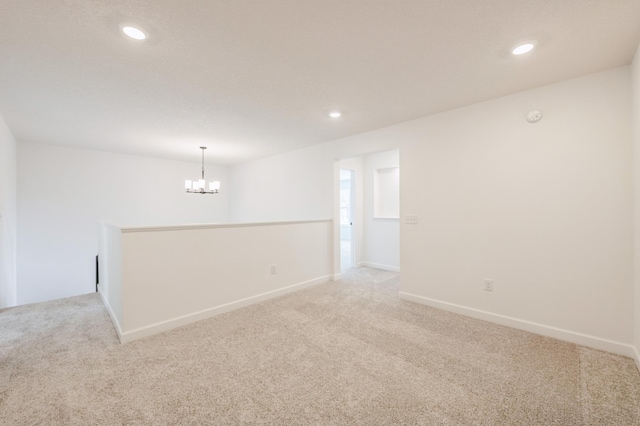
<box><xmin>1</xmin><ymin>267</ymin><xmax>640</xmax><ymax>425</ymax></box>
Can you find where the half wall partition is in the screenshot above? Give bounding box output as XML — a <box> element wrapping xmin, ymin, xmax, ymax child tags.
<box><xmin>98</xmin><ymin>220</ymin><xmax>333</xmax><ymax>343</ymax></box>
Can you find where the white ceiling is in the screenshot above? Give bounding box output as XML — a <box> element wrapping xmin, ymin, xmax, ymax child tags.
<box><xmin>1</xmin><ymin>0</ymin><xmax>639</xmax><ymax>166</ymax></box>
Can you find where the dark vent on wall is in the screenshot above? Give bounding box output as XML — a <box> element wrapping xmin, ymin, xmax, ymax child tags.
<box><xmin>95</xmin><ymin>255</ymin><xmax>99</xmax><ymax>292</ymax></box>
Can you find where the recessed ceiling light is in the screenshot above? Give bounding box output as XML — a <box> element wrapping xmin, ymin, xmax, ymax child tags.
<box><xmin>122</xmin><ymin>26</ymin><xmax>147</xmax><ymax>40</ymax></box>
<box><xmin>512</xmin><ymin>42</ymin><xmax>535</xmax><ymax>55</ymax></box>
<box><xmin>329</xmin><ymin>111</ymin><xmax>342</xmax><ymax>118</ymax></box>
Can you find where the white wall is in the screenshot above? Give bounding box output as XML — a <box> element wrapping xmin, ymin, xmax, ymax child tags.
<box><xmin>0</xmin><ymin>114</ymin><xmax>17</xmax><ymax>308</ymax></box>
<box><xmin>230</xmin><ymin>66</ymin><xmax>634</xmax><ymax>355</ymax></box>
<box><xmin>17</xmin><ymin>142</ymin><xmax>230</xmax><ymax>305</ymax></box>
<box><xmin>632</xmin><ymin>43</ymin><xmax>640</xmax><ymax>366</ymax></box>
<box><xmin>362</xmin><ymin>150</ymin><xmax>399</xmax><ymax>271</ymax></box>
<box><xmin>400</xmin><ymin>66</ymin><xmax>633</xmax><ymax>354</ymax></box>
<box><xmin>230</xmin><ymin>146</ymin><xmax>334</xmax><ymax>222</ymax></box>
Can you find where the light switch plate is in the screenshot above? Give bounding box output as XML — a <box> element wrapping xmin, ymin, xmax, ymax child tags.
<box><xmin>405</xmin><ymin>215</ymin><xmax>418</xmax><ymax>225</ymax></box>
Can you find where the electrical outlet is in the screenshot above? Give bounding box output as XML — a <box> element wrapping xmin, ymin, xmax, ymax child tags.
<box><xmin>484</xmin><ymin>279</ymin><xmax>493</xmax><ymax>292</ymax></box>
<box><xmin>270</xmin><ymin>264</ymin><xmax>277</xmax><ymax>275</ymax></box>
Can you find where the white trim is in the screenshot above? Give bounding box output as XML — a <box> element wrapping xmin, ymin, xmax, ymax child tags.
<box><xmin>118</xmin><ymin>275</ymin><xmax>331</xmax><ymax>344</ymax></box>
<box><xmin>634</xmin><ymin>346</ymin><xmax>640</xmax><ymax>372</ymax></box>
<box><xmin>97</xmin><ymin>288</ymin><xmax>124</xmax><ymax>341</ymax></box>
<box><xmin>120</xmin><ymin>219</ymin><xmax>332</xmax><ymax>233</ymax></box>
<box><xmin>332</xmin><ymin>273</ymin><xmax>343</xmax><ymax>281</ymax></box>
<box><xmin>399</xmin><ymin>291</ymin><xmax>635</xmax><ymax>358</ymax></box>
<box><xmin>360</xmin><ymin>262</ymin><xmax>400</xmax><ymax>272</ymax></box>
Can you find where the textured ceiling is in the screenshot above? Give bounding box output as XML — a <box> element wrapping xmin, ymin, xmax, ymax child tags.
<box><xmin>1</xmin><ymin>0</ymin><xmax>639</xmax><ymax>166</ymax></box>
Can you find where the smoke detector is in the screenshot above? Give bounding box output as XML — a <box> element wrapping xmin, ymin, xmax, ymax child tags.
<box><xmin>526</xmin><ymin>110</ymin><xmax>543</xmax><ymax>123</ymax></box>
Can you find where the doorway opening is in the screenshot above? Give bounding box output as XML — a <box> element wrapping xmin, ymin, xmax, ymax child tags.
<box><xmin>335</xmin><ymin>150</ymin><xmax>400</xmax><ymax>277</ymax></box>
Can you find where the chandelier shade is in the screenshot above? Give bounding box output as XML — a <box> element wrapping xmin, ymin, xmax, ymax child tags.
<box><xmin>185</xmin><ymin>147</ymin><xmax>220</xmax><ymax>194</ymax></box>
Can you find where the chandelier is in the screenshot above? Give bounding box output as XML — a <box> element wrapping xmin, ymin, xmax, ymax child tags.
<box><xmin>185</xmin><ymin>147</ymin><xmax>220</xmax><ymax>194</ymax></box>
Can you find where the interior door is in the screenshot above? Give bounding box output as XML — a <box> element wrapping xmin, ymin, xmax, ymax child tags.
<box><xmin>340</xmin><ymin>169</ymin><xmax>355</xmax><ymax>270</ymax></box>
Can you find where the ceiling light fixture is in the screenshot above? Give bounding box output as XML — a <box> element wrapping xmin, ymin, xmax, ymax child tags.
<box><xmin>185</xmin><ymin>147</ymin><xmax>220</xmax><ymax>194</ymax></box>
<box><xmin>122</xmin><ymin>26</ymin><xmax>147</xmax><ymax>40</ymax></box>
<box><xmin>512</xmin><ymin>42</ymin><xmax>535</xmax><ymax>55</ymax></box>
<box><xmin>329</xmin><ymin>111</ymin><xmax>342</xmax><ymax>118</ymax></box>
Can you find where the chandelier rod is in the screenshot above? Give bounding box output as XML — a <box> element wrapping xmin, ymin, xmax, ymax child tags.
<box><xmin>201</xmin><ymin>146</ymin><xmax>206</xmax><ymax>180</ymax></box>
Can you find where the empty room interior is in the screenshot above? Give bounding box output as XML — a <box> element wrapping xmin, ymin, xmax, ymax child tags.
<box><xmin>2</xmin><ymin>0</ymin><xmax>640</xmax><ymax>424</ymax></box>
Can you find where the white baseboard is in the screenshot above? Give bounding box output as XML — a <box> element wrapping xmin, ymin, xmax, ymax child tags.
<box><xmin>359</xmin><ymin>262</ymin><xmax>400</xmax><ymax>272</ymax></box>
<box><xmin>399</xmin><ymin>291</ymin><xmax>635</xmax><ymax>358</ymax></box>
<box><xmin>634</xmin><ymin>346</ymin><xmax>640</xmax><ymax>372</ymax></box>
<box><xmin>97</xmin><ymin>288</ymin><xmax>124</xmax><ymax>341</ymax></box>
<box><xmin>118</xmin><ymin>275</ymin><xmax>331</xmax><ymax>344</ymax></box>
